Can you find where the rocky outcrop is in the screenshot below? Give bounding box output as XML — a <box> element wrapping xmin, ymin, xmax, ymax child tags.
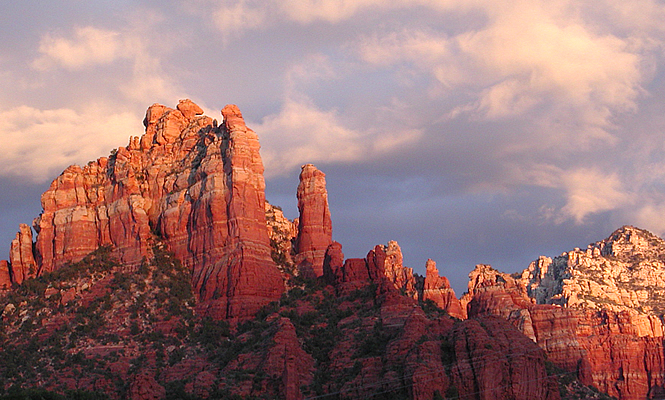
<box><xmin>0</xmin><ymin>260</ymin><xmax>11</xmax><ymax>289</ymax></box>
<box><xmin>294</xmin><ymin>164</ymin><xmax>332</xmax><ymax>277</ymax></box>
<box><xmin>380</xmin><ymin>241</ymin><xmax>418</xmax><ymax>299</ymax></box>
<box><xmin>9</xmin><ymin>223</ymin><xmax>37</xmax><ymax>284</ymax></box>
<box><xmin>464</xmin><ymin>226</ymin><xmax>665</xmax><ymax>399</ymax></box>
<box><xmin>265</xmin><ymin>201</ymin><xmax>298</xmax><ymax>272</ymax></box>
<box><xmin>521</xmin><ymin>225</ymin><xmax>665</xmax><ymax>316</ymax></box>
<box><xmin>463</xmin><ymin>264</ymin><xmax>537</xmax><ymax>341</ymax></box>
<box><xmin>129</xmin><ymin>373</ymin><xmax>166</xmax><ymax>400</ymax></box>
<box><xmin>264</xmin><ymin>318</ymin><xmax>315</xmax><ymax>400</ymax></box>
<box><xmin>450</xmin><ymin>316</ymin><xmax>560</xmax><ymax>400</ymax></box>
<box><xmin>195</xmin><ymin>104</ymin><xmax>284</xmax><ymax>319</ymax></box>
<box><xmin>322</xmin><ymin>241</ymin><xmax>344</xmax><ymax>285</ymax></box>
<box><xmin>423</xmin><ymin>259</ymin><xmax>465</xmax><ymax>319</ymax></box>
<box><xmin>15</xmin><ymin>100</ymin><xmax>283</xmax><ymax>319</ymax></box>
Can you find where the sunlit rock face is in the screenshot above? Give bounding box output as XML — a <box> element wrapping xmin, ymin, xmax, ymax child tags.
<box><xmin>13</xmin><ymin>100</ymin><xmax>284</xmax><ymax>319</ymax></box>
<box><xmin>294</xmin><ymin>163</ymin><xmax>332</xmax><ymax>278</ymax></box>
<box><xmin>464</xmin><ymin>226</ymin><xmax>665</xmax><ymax>400</ymax></box>
<box><xmin>9</xmin><ymin>223</ymin><xmax>37</xmax><ymax>285</ymax></box>
<box><xmin>423</xmin><ymin>259</ymin><xmax>465</xmax><ymax>319</ymax></box>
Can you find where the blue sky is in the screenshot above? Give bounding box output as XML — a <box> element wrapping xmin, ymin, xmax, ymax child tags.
<box><xmin>2</xmin><ymin>0</ymin><xmax>665</xmax><ymax>293</ymax></box>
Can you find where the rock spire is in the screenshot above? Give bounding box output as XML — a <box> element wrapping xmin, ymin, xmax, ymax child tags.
<box><xmin>294</xmin><ymin>164</ymin><xmax>332</xmax><ymax>277</ymax></box>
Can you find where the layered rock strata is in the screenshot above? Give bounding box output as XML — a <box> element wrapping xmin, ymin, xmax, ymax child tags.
<box><xmin>321</xmin><ymin>244</ymin><xmax>560</xmax><ymax>400</ymax></box>
<box><xmin>465</xmin><ymin>226</ymin><xmax>665</xmax><ymax>400</ymax></box>
<box><xmin>294</xmin><ymin>164</ymin><xmax>332</xmax><ymax>277</ymax></box>
<box><xmin>6</xmin><ymin>100</ymin><xmax>284</xmax><ymax>319</ymax></box>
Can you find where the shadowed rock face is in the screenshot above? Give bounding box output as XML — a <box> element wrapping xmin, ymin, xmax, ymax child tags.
<box><xmin>7</xmin><ymin>100</ymin><xmax>284</xmax><ymax>319</ymax></box>
<box><xmin>294</xmin><ymin>163</ymin><xmax>332</xmax><ymax>277</ymax></box>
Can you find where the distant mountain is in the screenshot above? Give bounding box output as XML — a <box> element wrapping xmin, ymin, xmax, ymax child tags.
<box><xmin>464</xmin><ymin>225</ymin><xmax>665</xmax><ymax>400</ymax></box>
<box><xmin>0</xmin><ymin>100</ymin><xmax>637</xmax><ymax>399</ymax></box>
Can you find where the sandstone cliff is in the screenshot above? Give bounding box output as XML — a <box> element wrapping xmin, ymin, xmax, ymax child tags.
<box><xmin>465</xmin><ymin>226</ymin><xmax>665</xmax><ymax>400</ymax></box>
<box><xmin>0</xmin><ymin>241</ymin><xmax>562</xmax><ymax>400</ymax></box>
<box><xmin>5</xmin><ymin>100</ymin><xmax>284</xmax><ymax>319</ymax></box>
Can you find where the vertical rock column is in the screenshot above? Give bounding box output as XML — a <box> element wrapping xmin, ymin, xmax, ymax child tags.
<box><xmin>294</xmin><ymin>164</ymin><xmax>332</xmax><ymax>277</ymax></box>
<box><xmin>9</xmin><ymin>224</ymin><xmax>37</xmax><ymax>285</ymax></box>
<box><xmin>220</xmin><ymin>104</ymin><xmax>284</xmax><ymax>319</ymax></box>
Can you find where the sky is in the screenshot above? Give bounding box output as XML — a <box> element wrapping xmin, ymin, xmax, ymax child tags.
<box><xmin>2</xmin><ymin>0</ymin><xmax>665</xmax><ymax>293</ymax></box>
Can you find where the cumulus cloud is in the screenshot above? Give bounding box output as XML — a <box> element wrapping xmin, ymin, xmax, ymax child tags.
<box><xmin>211</xmin><ymin>0</ymin><xmax>268</xmax><ymax>41</ymax></box>
<box><xmin>255</xmin><ymin>98</ymin><xmax>363</xmax><ymax>176</ymax></box>
<box><xmin>32</xmin><ymin>27</ymin><xmax>126</xmax><ymax>70</ymax></box>
<box><xmin>559</xmin><ymin>168</ymin><xmax>633</xmax><ymax>222</ymax></box>
<box><xmin>31</xmin><ymin>25</ymin><xmax>184</xmax><ymax>106</ymax></box>
<box><xmin>0</xmin><ymin>105</ymin><xmax>143</xmax><ymax>182</ymax></box>
<box><xmin>355</xmin><ymin>3</ymin><xmax>648</xmax><ymax>132</ymax></box>
<box><xmin>256</xmin><ymin>96</ymin><xmax>421</xmax><ymax>178</ymax></box>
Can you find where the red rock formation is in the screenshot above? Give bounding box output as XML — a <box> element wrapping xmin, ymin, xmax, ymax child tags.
<box><xmin>380</xmin><ymin>241</ymin><xmax>418</xmax><ymax>299</ymax></box>
<box><xmin>20</xmin><ymin>100</ymin><xmax>282</xmax><ymax>319</ymax></box>
<box><xmin>337</xmin><ymin>258</ymin><xmax>370</xmax><ymax>293</ymax></box>
<box><xmin>9</xmin><ymin>223</ymin><xmax>37</xmax><ymax>284</ymax></box>
<box><xmin>176</xmin><ymin>98</ymin><xmax>204</xmax><ymax>119</ymax></box>
<box><xmin>465</xmin><ymin>263</ymin><xmax>665</xmax><ymax>400</ymax></box>
<box><xmin>322</xmin><ymin>241</ymin><xmax>344</xmax><ymax>285</ymax></box>
<box><xmin>423</xmin><ymin>259</ymin><xmax>465</xmax><ymax>319</ymax></box>
<box><xmin>129</xmin><ymin>373</ymin><xmax>166</xmax><ymax>400</ymax></box>
<box><xmin>294</xmin><ymin>164</ymin><xmax>332</xmax><ymax>277</ymax></box>
<box><xmin>264</xmin><ymin>318</ymin><xmax>315</xmax><ymax>400</ymax></box>
<box><xmin>450</xmin><ymin>316</ymin><xmax>560</xmax><ymax>400</ymax></box>
<box><xmin>334</xmin><ymin>245</ymin><xmax>395</xmax><ymax>293</ymax></box>
<box><xmin>463</xmin><ymin>264</ymin><xmax>537</xmax><ymax>340</ymax></box>
<box><xmin>200</xmin><ymin>104</ymin><xmax>284</xmax><ymax>319</ymax></box>
<box><xmin>0</xmin><ymin>260</ymin><xmax>11</xmax><ymax>289</ymax></box>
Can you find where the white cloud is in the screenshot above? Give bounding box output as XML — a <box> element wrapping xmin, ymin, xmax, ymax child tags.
<box><xmin>527</xmin><ymin>165</ymin><xmax>633</xmax><ymax>223</ymax></box>
<box><xmin>32</xmin><ymin>27</ymin><xmax>126</xmax><ymax>70</ymax></box>
<box><xmin>255</xmin><ymin>98</ymin><xmax>363</xmax><ymax>177</ymax></box>
<box><xmin>211</xmin><ymin>0</ymin><xmax>268</xmax><ymax>41</ymax></box>
<box><xmin>256</xmin><ymin>96</ymin><xmax>421</xmax><ymax>177</ymax></box>
<box><xmin>31</xmin><ymin>25</ymin><xmax>184</xmax><ymax>106</ymax></box>
<box><xmin>354</xmin><ymin>3</ymin><xmax>648</xmax><ymax>131</ymax></box>
<box><xmin>560</xmin><ymin>168</ymin><xmax>632</xmax><ymax>223</ymax></box>
<box><xmin>0</xmin><ymin>105</ymin><xmax>143</xmax><ymax>182</ymax></box>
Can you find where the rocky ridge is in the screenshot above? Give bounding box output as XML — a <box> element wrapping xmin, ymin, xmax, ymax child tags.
<box><xmin>522</xmin><ymin>225</ymin><xmax>665</xmax><ymax>316</ymax></box>
<box><xmin>466</xmin><ymin>226</ymin><xmax>665</xmax><ymax>400</ymax></box>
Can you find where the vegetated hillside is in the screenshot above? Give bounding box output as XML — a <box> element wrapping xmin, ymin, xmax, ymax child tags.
<box><xmin>0</xmin><ymin>240</ymin><xmax>613</xmax><ymax>400</ymax></box>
